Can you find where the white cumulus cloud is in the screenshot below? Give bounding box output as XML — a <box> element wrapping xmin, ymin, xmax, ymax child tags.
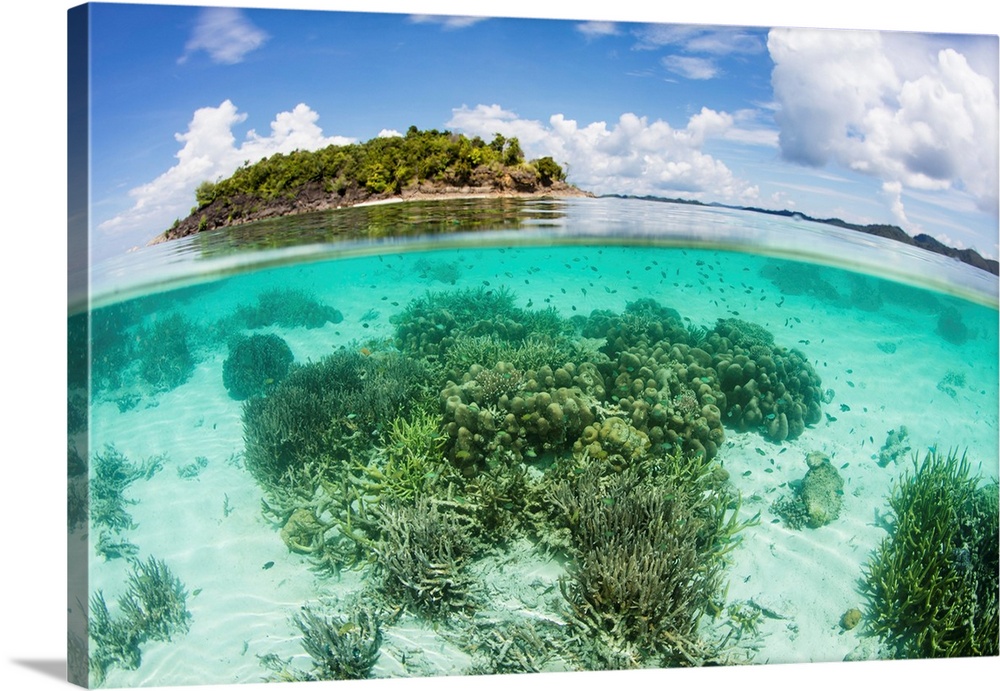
<box><xmin>99</xmin><ymin>101</ymin><xmax>353</xmax><ymax>238</ymax></box>
<box><xmin>179</xmin><ymin>7</ymin><xmax>268</xmax><ymax>65</ymax></box>
<box><xmin>768</xmin><ymin>28</ymin><xmax>999</xmax><ymax>217</ymax></box>
<box><xmin>447</xmin><ymin>104</ymin><xmax>759</xmax><ymax>202</ymax></box>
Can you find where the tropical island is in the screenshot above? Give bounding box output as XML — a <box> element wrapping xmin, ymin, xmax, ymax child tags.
<box><xmin>156</xmin><ymin>127</ymin><xmax>996</xmax><ymax>276</ymax></box>
<box><xmin>154</xmin><ymin>127</ymin><xmax>591</xmax><ymax>243</ymax></box>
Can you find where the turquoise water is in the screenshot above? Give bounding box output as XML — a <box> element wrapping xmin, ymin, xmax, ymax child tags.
<box><xmin>68</xmin><ymin>198</ymin><xmax>999</xmax><ymax>687</ymax></box>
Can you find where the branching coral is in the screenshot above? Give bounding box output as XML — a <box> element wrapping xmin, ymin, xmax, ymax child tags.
<box><xmin>242</xmin><ymin>349</ymin><xmax>431</xmax><ymax>488</ymax></box>
<box><xmin>235</xmin><ymin>287</ymin><xmax>343</xmax><ymax>329</ymax></box>
<box><xmin>548</xmin><ymin>454</ymin><xmax>752</xmax><ymax>668</ymax></box>
<box><xmin>88</xmin><ymin>556</ymin><xmax>192</xmax><ymax>685</ymax></box>
<box><xmin>289</xmin><ymin>607</ymin><xmax>382</xmax><ymax>680</ymax></box>
<box><xmin>373</xmin><ymin>497</ymin><xmax>478</xmax><ymax>617</ymax></box>
<box><xmin>90</xmin><ymin>446</ymin><xmax>163</xmax><ymax>558</ymax></box>
<box><xmin>134</xmin><ymin>312</ymin><xmax>197</xmax><ymax>392</ymax></box>
<box><xmin>392</xmin><ymin>285</ymin><xmax>570</xmax><ymax>363</ymax></box>
<box><xmin>222</xmin><ymin>333</ymin><xmax>294</xmax><ymax>400</ymax></box>
<box><xmin>862</xmin><ymin>449</ymin><xmax>999</xmax><ymax>658</ymax></box>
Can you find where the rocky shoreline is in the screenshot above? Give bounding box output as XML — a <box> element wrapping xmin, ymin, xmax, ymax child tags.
<box><xmin>151</xmin><ymin>179</ymin><xmax>593</xmax><ymax>245</ymax></box>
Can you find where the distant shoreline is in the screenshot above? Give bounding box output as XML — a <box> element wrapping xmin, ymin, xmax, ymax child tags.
<box><xmin>150</xmin><ymin>183</ymin><xmax>996</xmax><ymax>277</ymax></box>
<box><xmin>602</xmin><ymin>194</ymin><xmax>999</xmax><ymax>276</ymax></box>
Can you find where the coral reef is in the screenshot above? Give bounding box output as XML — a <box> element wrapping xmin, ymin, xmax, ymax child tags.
<box><xmin>222</xmin><ymin>333</ymin><xmax>294</xmax><ymax>400</ymax></box>
<box><xmin>547</xmin><ymin>451</ymin><xmax>752</xmax><ymax>668</ymax></box>
<box><xmin>236</xmin><ymin>287</ymin><xmax>343</xmax><ymax>329</ymax></box>
<box><xmin>135</xmin><ymin>313</ymin><xmax>197</xmax><ymax>392</ymax></box>
<box><xmin>862</xmin><ymin>450</ymin><xmax>999</xmax><ymax>658</ymax></box>
<box><xmin>284</xmin><ymin>607</ymin><xmax>382</xmax><ymax>681</ymax></box>
<box><xmin>439</xmin><ymin>361</ymin><xmax>601</xmax><ymax>473</ymax></box>
<box><xmin>392</xmin><ymin>285</ymin><xmax>568</xmax><ymax>363</ymax></box>
<box><xmin>877</xmin><ymin>426</ymin><xmax>911</xmax><ymax>467</ymax></box>
<box><xmin>705</xmin><ymin>318</ymin><xmax>824</xmax><ymax>443</ymax></box>
<box><xmin>373</xmin><ymin>497</ymin><xmax>478</xmax><ymax>617</ymax></box>
<box><xmin>840</xmin><ymin>607</ymin><xmax>862</xmax><ymax>631</ymax></box>
<box><xmin>800</xmin><ymin>452</ymin><xmax>844</xmax><ymax>528</ymax></box>
<box><xmin>602</xmin><ymin>341</ymin><xmax>725</xmax><ymax>460</ymax></box>
<box><xmin>90</xmin><ymin>446</ymin><xmax>163</xmax><ymax>558</ymax></box>
<box><xmin>88</xmin><ymin>556</ymin><xmax>192</xmax><ymax>685</ymax></box>
<box><xmin>578</xmin><ymin>299</ymin><xmax>823</xmax><ymax>448</ymax></box>
<box><xmin>242</xmin><ymin>349</ymin><xmax>431</xmax><ymax>487</ymax></box>
<box><xmin>936</xmin><ymin>304</ymin><xmax>969</xmax><ymax>344</ymax></box>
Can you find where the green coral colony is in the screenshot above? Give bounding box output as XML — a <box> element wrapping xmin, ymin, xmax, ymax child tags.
<box><xmin>79</xmin><ymin>276</ymin><xmax>999</xmax><ymax>684</ymax></box>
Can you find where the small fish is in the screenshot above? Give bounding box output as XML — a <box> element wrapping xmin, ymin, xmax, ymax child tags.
<box><xmin>755</xmin><ymin>447</ymin><xmax>766</xmax><ymax>456</ymax></box>
<box><xmin>742</xmin><ymin>470</ymin><xmax>752</xmax><ymax>477</ymax></box>
<box><xmin>840</xmin><ymin>462</ymin><xmax>849</xmax><ymax>469</ymax></box>
<box><xmin>840</xmin><ymin>404</ymin><xmax>851</xmax><ymax>412</ymax></box>
<box><xmin>263</xmin><ymin>561</ymin><xmax>274</xmax><ymax>570</ymax></box>
<box><xmin>192</xmin><ymin>588</ymin><xmax>203</xmax><ymax>597</ymax></box>
<box><xmin>826</xmin><ymin>414</ymin><xmax>838</xmax><ymax>422</ymax></box>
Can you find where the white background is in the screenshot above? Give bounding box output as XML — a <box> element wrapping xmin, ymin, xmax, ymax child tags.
<box><xmin>2</xmin><ymin>1</ymin><xmax>997</xmax><ymax>690</ymax></box>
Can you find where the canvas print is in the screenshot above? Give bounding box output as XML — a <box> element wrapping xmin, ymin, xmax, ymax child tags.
<box><xmin>67</xmin><ymin>2</ymin><xmax>999</xmax><ymax>688</ymax></box>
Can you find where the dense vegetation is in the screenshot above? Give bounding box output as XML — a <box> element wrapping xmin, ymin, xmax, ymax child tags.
<box><xmin>164</xmin><ymin>128</ymin><xmax>572</xmax><ymax>240</ymax></box>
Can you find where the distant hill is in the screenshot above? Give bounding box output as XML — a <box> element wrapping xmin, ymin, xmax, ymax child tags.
<box><xmin>153</xmin><ymin>127</ymin><xmax>590</xmax><ymax>244</ymax></box>
<box><xmin>605</xmin><ymin>195</ymin><xmax>999</xmax><ymax>276</ymax></box>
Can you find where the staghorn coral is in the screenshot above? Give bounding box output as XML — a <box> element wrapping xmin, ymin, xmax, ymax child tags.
<box><xmin>88</xmin><ymin>556</ymin><xmax>192</xmax><ymax>685</ymax></box>
<box><xmin>235</xmin><ymin>287</ymin><xmax>343</xmax><ymax>329</ymax></box>
<box><xmin>242</xmin><ymin>348</ymin><xmax>430</xmax><ymax>488</ymax></box>
<box><xmin>90</xmin><ymin>446</ymin><xmax>163</xmax><ymax>558</ymax></box>
<box><xmin>549</xmin><ymin>459</ymin><xmax>749</xmax><ymax>668</ymax></box>
<box><xmin>222</xmin><ymin>333</ymin><xmax>294</xmax><ymax>400</ymax></box>
<box><xmin>862</xmin><ymin>449</ymin><xmax>998</xmax><ymax>658</ymax></box>
<box><xmin>135</xmin><ymin>312</ymin><xmax>197</xmax><ymax>392</ymax></box>
<box><xmin>373</xmin><ymin>497</ymin><xmax>478</xmax><ymax>617</ymax></box>
<box><xmin>392</xmin><ymin>285</ymin><xmax>570</xmax><ymax>363</ymax></box>
<box><xmin>290</xmin><ymin>607</ymin><xmax>382</xmax><ymax>680</ymax></box>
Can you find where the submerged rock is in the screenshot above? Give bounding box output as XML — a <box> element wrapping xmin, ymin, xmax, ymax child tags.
<box><xmin>801</xmin><ymin>451</ymin><xmax>844</xmax><ymax>528</ymax></box>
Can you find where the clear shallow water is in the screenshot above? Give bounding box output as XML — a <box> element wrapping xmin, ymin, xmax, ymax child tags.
<box><xmin>69</xmin><ymin>198</ymin><xmax>999</xmax><ymax>687</ymax></box>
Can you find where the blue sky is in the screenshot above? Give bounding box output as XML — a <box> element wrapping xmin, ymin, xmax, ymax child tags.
<box><xmin>84</xmin><ymin>1</ymin><xmax>999</xmax><ymax>263</ymax></box>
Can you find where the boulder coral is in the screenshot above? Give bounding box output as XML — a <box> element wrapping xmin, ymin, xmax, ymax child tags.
<box><xmin>704</xmin><ymin>318</ymin><xmax>823</xmax><ymax>442</ymax></box>
<box><xmin>604</xmin><ymin>342</ymin><xmax>726</xmax><ymax>461</ymax></box>
<box><xmin>440</xmin><ymin>361</ymin><xmax>602</xmax><ymax>473</ymax></box>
